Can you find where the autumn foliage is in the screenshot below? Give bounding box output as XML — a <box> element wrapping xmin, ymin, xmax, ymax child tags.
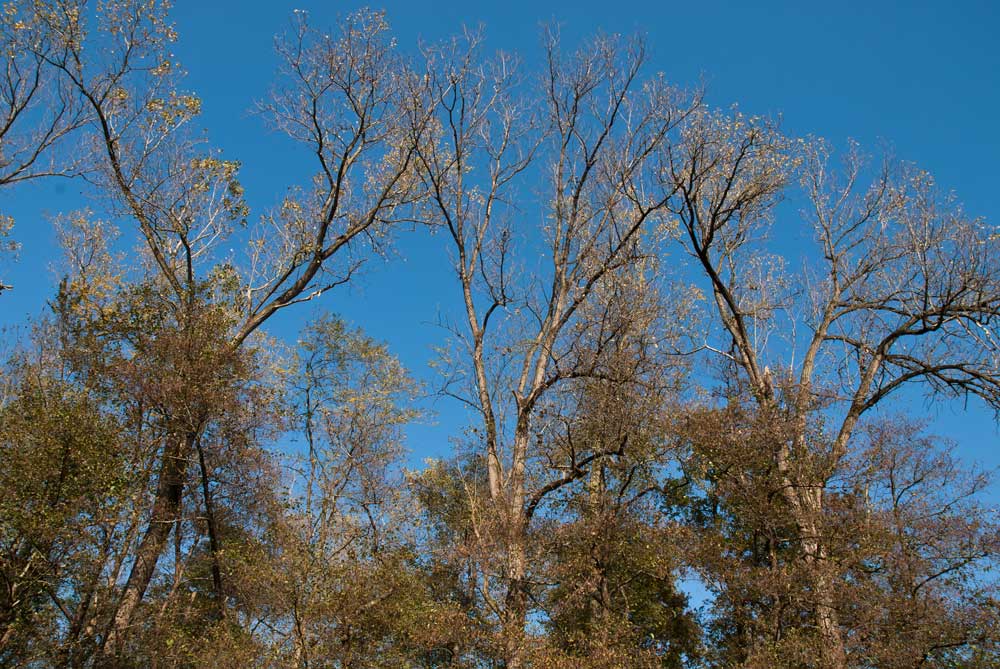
<box><xmin>1</xmin><ymin>2</ymin><xmax>998</xmax><ymax>668</ymax></box>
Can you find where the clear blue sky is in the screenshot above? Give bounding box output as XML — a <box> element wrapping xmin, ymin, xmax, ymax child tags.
<box><xmin>2</xmin><ymin>1</ymin><xmax>998</xmax><ymax>479</ymax></box>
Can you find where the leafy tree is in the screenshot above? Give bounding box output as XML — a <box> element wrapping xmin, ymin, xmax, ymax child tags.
<box><xmin>13</xmin><ymin>1</ymin><xmax>423</xmax><ymax>655</ymax></box>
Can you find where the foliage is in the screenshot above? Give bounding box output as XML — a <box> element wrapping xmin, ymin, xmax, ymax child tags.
<box><xmin>0</xmin><ymin>2</ymin><xmax>997</xmax><ymax>668</ymax></box>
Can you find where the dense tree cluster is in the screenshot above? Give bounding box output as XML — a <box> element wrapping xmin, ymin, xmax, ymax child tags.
<box><xmin>1</xmin><ymin>2</ymin><xmax>998</xmax><ymax>667</ymax></box>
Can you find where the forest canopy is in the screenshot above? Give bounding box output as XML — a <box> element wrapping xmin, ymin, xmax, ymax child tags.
<box><xmin>1</xmin><ymin>2</ymin><xmax>998</xmax><ymax>668</ymax></box>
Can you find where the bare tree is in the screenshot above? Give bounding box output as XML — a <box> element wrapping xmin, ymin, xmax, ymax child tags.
<box><xmin>411</xmin><ymin>27</ymin><xmax>695</xmax><ymax>666</ymax></box>
<box><xmin>665</xmin><ymin>111</ymin><xmax>1000</xmax><ymax>665</ymax></box>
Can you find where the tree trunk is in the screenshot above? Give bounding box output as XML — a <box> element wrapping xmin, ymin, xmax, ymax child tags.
<box><xmin>500</xmin><ymin>425</ymin><xmax>530</xmax><ymax>669</ymax></box>
<box><xmin>587</xmin><ymin>464</ymin><xmax>610</xmax><ymax>633</ymax></box>
<box><xmin>794</xmin><ymin>493</ymin><xmax>847</xmax><ymax>669</ymax></box>
<box><xmin>502</xmin><ymin>548</ymin><xmax>528</xmax><ymax>669</ymax></box>
<box><xmin>195</xmin><ymin>436</ymin><xmax>226</xmax><ymax>620</ymax></box>
<box><xmin>102</xmin><ymin>430</ymin><xmax>194</xmax><ymax>656</ymax></box>
<box><xmin>778</xmin><ymin>411</ymin><xmax>849</xmax><ymax>668</ymax></box>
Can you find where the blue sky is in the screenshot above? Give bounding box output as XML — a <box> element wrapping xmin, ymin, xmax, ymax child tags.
<box><xmin>2</xmin><ymin>0</ymin><xmax>999</xmax><ymax>479</ymax></box>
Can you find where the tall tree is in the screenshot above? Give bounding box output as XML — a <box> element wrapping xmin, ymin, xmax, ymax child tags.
<box><xmin>22</xmin><ymin>1</ymin><xmax>423</xmax><ymax>653</ymax></box>
<box><xmin>664</xmin><ymin>114</ymin><xmax>1000</xmax><ymax>666</ymax></box>
<box><xmin>411</xmin><ymin>28</ymin><xmax>697</xmax><ymax>666</ymax></box>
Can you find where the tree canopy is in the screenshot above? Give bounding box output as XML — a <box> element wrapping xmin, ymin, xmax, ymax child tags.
<box><xmin>1</xmin><ymin>3</ymin><xmax>998</xmax><ymax>668</ymax></box>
